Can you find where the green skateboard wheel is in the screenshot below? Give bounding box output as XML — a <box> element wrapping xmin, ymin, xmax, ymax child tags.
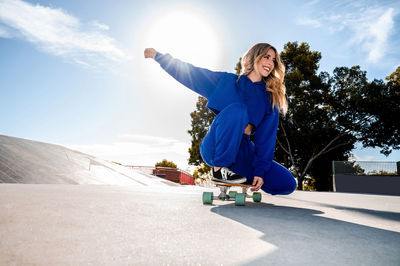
<box><xmin>228</xmin><ymin>191</ymin><xmax>237</xmax><ymax>198</ymax></box>
<box><xmin>252</xmin><ymin>192</ymin><xmax>262</xmax><ymax>202</ymax></box>
<box><xmin>202</xmin><ymin>192</ymin><xmax>213</xmax><ymax>205</ymax></box>
<box><xmin>235</xmin><ymin>193</ymin><xmax>246</xmax><ymax>206</ymax></box>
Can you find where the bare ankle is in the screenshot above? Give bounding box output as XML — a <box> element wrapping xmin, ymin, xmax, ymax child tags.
<box><xmin>214</xmin><ymin>167</ymin><xmax>221</xmax><ymax>171</ymax></box>
<box><xmin>244</xmin><ymin>123</ymin><xmax>253</xmax><ymax>135</ymax></box>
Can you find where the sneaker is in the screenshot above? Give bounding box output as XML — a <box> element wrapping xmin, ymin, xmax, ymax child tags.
<box><xmin>212</xmin><ymin>167</ymin><xmax>247</xmax><ymax>184</ymax></box>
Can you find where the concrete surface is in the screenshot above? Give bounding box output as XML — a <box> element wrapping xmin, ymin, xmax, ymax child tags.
<box><xmin>1</xmin><ymin>134</ymin><xmax>400</xmax><ymax>265</ymax></box>
<box><xmin>0</xmin><ymin>134</ymin><xmax>178</xmax><ymax>187</ymax></box>
<box><xmin>1</xmin><ymin>184</ymin><xmax>399</xmax><ymax>265</ymax></box>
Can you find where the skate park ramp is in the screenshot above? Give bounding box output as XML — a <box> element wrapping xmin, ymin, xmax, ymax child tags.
<box><xmin>1</xmin><ymin>134</ymin><xmax>400</xmax><ymax>265</ymax></box>
<box><xmin>0</xmin><ymin>134</ymin><xmax>178</xmax><ymax>186</ymax></box>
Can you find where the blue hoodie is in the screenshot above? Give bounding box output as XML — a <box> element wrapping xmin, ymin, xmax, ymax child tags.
<box><xmin>155</xmin><ymin>52</ymin><xmax>279</xmax><ymax>177</ymax></box>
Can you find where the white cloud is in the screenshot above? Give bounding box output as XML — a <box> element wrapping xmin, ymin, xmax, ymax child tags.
<box><xmin>89</xmin><ymin>20</ymin><xmax>110</xmax><ymax>31</ymax></box>
<box><xmin>365</xmin><ymin>8</ymin><xmax>395</xmax><ymax>62</ymax></box>
<box><xmin>65</xmin><ymin>134</ymin><xmax>193</xmax><ymax>171</ymax></box>
<box><xmin>0</xmin><ymin>25</ymin><xmax>12</xmax><ymax>37</ymax></box>
<box><xmin>298</xmin><ymin>3</ymin><xmax>397</xmax><ymax>63</ymax></box>
<box><xmin>295</xmin><ymin>17</ymin><xmax>321</xmax><ymax>28</ymax></box>
<box><xmin>341</xmin><ymin>8</ymin><xmax>395</xmax><ymax>63</ymax></box>
<box><xmin>0</xmin><ymin>0</ymin><xmax>130</xmax><ymax>67</ymax></box>
<box><xmin>306</xmin><ymin>0</ymin><xmax>320</xmax><ymax>6</ymax></box>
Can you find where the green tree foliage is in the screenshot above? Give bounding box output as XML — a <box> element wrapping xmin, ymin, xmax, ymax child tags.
<box><xmin>155</xmin><ymin>159</ymin><xmax>177</xmax><ymax>168</ymax></box>
<box><xmin>235</xmin><ymin>57</ymin><xmax>242</xmax><ymax>74</ymax></box>
<box><xmin>187</xmin><ymin>97</ymin><xmax>215</xmax><ymax>175</ymax></box>
<box><xmin>329</xmin><ymin>66</ymin><xmax>400</xmax><ymax>155</ymax></box>
<box><xmin>276</xmin><ymin>42</ymin><xmax>356</xmax><ymax>190</ymax></box>
<box><xmin>356</xmin><ymin>66</ymin><xmax>400</xmax><ymax>155</ymax></box>
<box><xmin>368</xmin><ymin>170</ymin><xmax>398</xmax><ymax>176</ymax></box>
<box><xmin>277</xmin><ymin>42</ymin><xmax>400</xmax><ymax>190</ymax></box>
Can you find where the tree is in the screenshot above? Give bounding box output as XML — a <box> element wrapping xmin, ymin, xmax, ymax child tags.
<box><xmin>187</xmin><ymin>96</ymin><xmax>215</xmax><ymax>177</ymax></box>
<box><xmin>355</xmin><ymin>66</ymin><xmax>400</xmax><ymax>155</ymax></box>
<box><xmin>329</xmin><ymin>66</ymin><xmax>400</xmax><ymax>156</ymax></box>
<box><xmin>155</xmin><ymin>159</ymin><xmax>177</xmax><ymax>168</ymax></box>
<box><xmin>277</xmin><ymin>42</ymin><xmax>400</xmax><ymax>190</ymax></box>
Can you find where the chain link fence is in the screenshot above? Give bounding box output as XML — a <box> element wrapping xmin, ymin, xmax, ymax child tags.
<box><xmin>333</xmin><ymin>161</ymin><xmax>399</xmax><ymax>176</ymax></box>
<box><xmin>332</xmin><ymin>161</ymin><xmax>400</xmax><ymax>195</ymax></box>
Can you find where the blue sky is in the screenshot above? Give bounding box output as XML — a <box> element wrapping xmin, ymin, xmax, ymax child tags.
<box><xmin>1</xmin><ymin>0</ymin><xmax>399</xmax><ymax>170</ymax></box>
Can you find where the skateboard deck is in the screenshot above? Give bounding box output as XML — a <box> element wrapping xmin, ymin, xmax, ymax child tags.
<box><xmin>212</xmin><ymin>181</ymin><xmax>253</xmax><ymax>187</ymax></box>
<box><xmin>202</xmin><ymin>181</ymin><xmax>262</xmax><ymax>206</ymax></box>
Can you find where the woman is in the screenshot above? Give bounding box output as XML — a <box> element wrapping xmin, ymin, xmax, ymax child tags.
<box><xmin>144</xmin><ymin>43</ymin><xmax>297</xmax><ymax>195</ymax></box>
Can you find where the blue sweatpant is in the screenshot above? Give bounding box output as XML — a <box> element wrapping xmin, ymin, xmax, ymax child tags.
<box><xmin>200</xmin><ymin>103</ymin><xmax>297</xmax><ymax>195</ymax></box>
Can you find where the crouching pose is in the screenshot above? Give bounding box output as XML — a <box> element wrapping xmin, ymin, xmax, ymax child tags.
<box><xmin>144</xmin><ymin>43</ymin><xmax>297</xmax><ymax>195</ymax></box>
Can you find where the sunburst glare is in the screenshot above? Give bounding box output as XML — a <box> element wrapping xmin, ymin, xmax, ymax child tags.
<box><xmin>143</xmin><ymin>10</ymin><xmax>222</xmax><ymax>69</ymax></box>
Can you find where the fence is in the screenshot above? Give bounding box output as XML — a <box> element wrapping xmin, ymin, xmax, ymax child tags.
<box><xmin>332</xmin><ymin>161</ymin><xmax>400</xmax><ymax>196</ymax></box>
<box><xmin>333</xmin><ymin>161</ymin><xmax>399</xmax><ymax>175</ymax></box>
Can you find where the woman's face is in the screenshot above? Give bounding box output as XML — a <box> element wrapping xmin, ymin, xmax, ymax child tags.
<box><xmin>255</xmin><ymin>48</ymin><xmax>276</xmax><ymax>78</ymax></box>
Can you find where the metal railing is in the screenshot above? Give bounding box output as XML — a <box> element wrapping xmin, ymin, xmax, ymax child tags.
<box><xmin>332</xmin><ymin>161</ymin><xmax>399</xmax><ymax>176</ymax></box>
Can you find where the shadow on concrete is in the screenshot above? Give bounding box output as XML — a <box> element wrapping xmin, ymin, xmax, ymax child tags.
<box><xmin>211</xmin><ymin>202</ymin><xmax>400</xmax><ymax>265</ymax></box>
<box><xmin>286</xmin><ymin>198</ymin><xmax>400</xmax><ymax>223</ymax></box>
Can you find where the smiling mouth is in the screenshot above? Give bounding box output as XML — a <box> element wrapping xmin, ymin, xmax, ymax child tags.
<box><xmin>263</xmin><ymin>66</ymin><xmax>271</xmax><ymax>72</ymax></box>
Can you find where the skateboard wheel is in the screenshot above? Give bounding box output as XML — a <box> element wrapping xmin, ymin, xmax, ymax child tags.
<box><xmin>228</xmin><ymin>191</ymin><xmax>237</xmax><ymax>198</ymax></box>
<box><xmin>202</xmin><ymin>192</ymin><xmax>213</xmax><ymax>205</ymax></box>
<box><xmin>235</xmin><ymin>193</ymin><xmax>246</xmax><ymax>206</ymax></box>
<box><xmin>252</xmin><ymin>192</ymin><xmax>262</xmax><ymax>202</ymax></box>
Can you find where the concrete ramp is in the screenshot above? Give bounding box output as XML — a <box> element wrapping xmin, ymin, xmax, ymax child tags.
<box><xmin>0</xmin><ymin>134</ymin><xmax>176</xmax><ymax>186</ymax></box>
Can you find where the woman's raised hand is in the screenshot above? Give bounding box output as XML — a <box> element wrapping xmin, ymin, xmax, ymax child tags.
<box><xmin>144</xmin><ymin>48</ymin><xmax>156</xmax><ymax>59</ymax></box>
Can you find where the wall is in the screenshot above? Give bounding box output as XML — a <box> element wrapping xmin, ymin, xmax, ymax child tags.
<box><xmin>334</xmin><ymin>174</ymin><xmax>400</xmax><ymax>196</ymax></box>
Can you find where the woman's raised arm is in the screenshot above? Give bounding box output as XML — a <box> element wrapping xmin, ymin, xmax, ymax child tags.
<box><xmin>144</xmin><ymin>48</ymin><xmax>226</xmax><ymax>100</ymax></box>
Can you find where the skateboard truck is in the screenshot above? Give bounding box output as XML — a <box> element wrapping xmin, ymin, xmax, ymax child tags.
<box><xmin>202</xmin><ymin>181</ymin><xmax>262</xmax><ymax>206</ymax></box>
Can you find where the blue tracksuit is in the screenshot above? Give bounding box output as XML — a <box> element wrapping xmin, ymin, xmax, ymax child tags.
<box><xmin>155</xmin><ymin>52</ymin><xmax>297</xmax><ymax>195</ymax></box>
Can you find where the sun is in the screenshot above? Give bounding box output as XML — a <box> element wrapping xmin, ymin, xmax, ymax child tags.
<box><xmin>143</xmin><ymin>10</ymin><xmax>222</xmax><ymax>69</ymax></box>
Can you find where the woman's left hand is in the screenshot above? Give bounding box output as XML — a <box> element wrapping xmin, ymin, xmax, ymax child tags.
<box><xmin>144</xmin><ymin>48</ymin><xmax>157</xmax><ymax>59</ymax></box>
<box><xmin>251</xmin><ymin>176</ymin><xmax>264</xmax><ymax>192</ymax></box>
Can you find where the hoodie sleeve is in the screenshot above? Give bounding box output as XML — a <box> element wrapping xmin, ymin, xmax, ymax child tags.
<box><xmin>155</xmin><ymin>52</ymin><xmax>224</xmax><ymax>99</ymax></box>
<box><xmin>252</xmin><ymin>110</ymin><xmax>279</xmax><ymax>177</ymax></box>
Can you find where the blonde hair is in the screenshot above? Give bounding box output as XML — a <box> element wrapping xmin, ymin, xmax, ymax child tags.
<box><xmin>240</xmin><ymin>43</ymin><xmax>288</xmax><ymax>115</ymax></box>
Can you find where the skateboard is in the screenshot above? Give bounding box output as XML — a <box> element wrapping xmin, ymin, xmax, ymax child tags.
<box><xmin>202</xmin><ymin>181</ymin><xmax>262</xmax><ymax>206</ymax></box>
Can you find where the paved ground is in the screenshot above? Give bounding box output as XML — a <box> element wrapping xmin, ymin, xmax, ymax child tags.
<box><xmin>1</xmin><ymin>134</ymin><xmax>400</xmax><ymax>265</ymax></box>
<box><xmin>1</xmin><ymin>184</ymin><xmax>399</xmax><ymax>265</ymax></box>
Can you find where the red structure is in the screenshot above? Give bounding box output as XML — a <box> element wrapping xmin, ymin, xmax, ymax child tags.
<box><xmin>179</xmin><ymin>171</ymin><xmax>195</xmax><ymax>185</ymax></box>
<box><xmin>152</xmin><ymin>167</ymin><xmax>195</xmax><ymax>185</ymax></box>
<box><xmin>125</xmin><ymin>166</ymin><xmax>195</xmax><ymax>185</ymax></box>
